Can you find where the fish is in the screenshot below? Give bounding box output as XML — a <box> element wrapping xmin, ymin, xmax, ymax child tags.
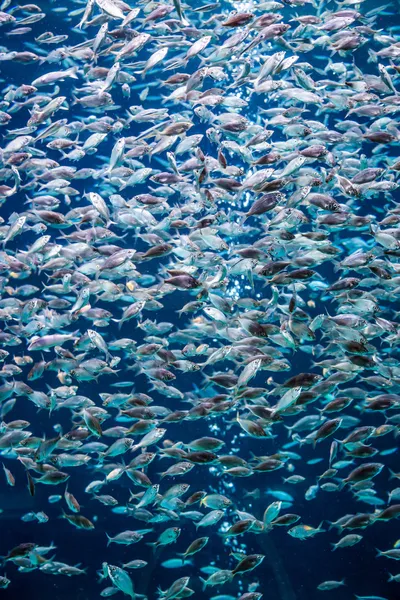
<box><xmin>103</xmin><ymin>564</ymin><xmax>135</xmax><ymax>599</ymax></box>
<box><xmin>0</xmin><ymin>0</ymin><xmax>398</xmax><ymax>597</ymax></box>
<box><xmin>317</xmin><ymin>579</ymin><xmax>346</xmax><ymax>590</ymax></box>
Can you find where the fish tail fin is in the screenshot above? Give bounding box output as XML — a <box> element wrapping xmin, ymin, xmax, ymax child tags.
<box><xmin>110</xmin><ymin>318</ymin><xmax>123</xmax><ymax>330</ymax></box>
<box><xmin>199</xmin><ymin>577</ymin><xmax>207</xmax><ymax>591</ymax></box>
<box><xmin>284</xmin><ymin>425</ymin><xmax>294</xmax><ymax>438</ymax></box>
<box><xmin>238</xmin><ymin>213</ymin><xmax>248</xmax><ymax>227</ymax></box>
<box><xmin>332</xmin><ymin>260</ymin><xmax>342</xmax><ymax>272</ymax></box>
<box><xmin>146</xmin><ymin>542</ymin><xmax>158</xmax><ymax>555</ymax></box>
<box><xmin>68</xmin><ymin>66</ymin><xmax>79</xmax><ymax>79</ymax></box>
<box><xmin>367</xmin><ymin>48</ymin><xmax>378</xmax><ymax>63</ymax></box>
